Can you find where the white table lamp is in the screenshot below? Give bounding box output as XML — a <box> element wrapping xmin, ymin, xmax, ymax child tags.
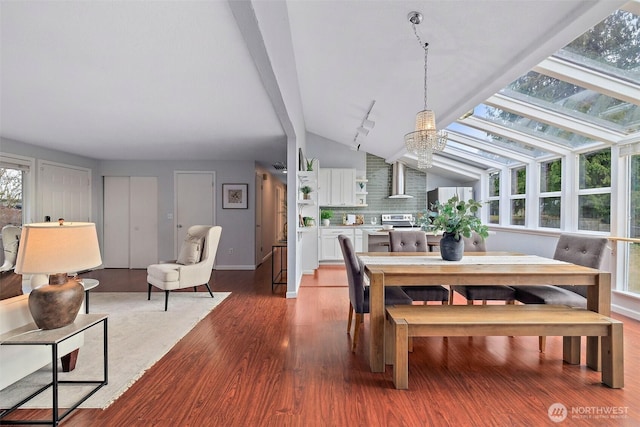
<box><xmin>15</xmin><ymin>221</ymin><xmax>102</xmax><ymax>329</ymax></box>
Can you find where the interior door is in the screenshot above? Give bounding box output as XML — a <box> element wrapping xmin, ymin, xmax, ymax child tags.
<box><xmin>129</xmin><ymin>177</ymin><xmax>158</xmax><ymax>268</ymax></box>
<box><xmin>255</xmin><ymin>173</ymin><xmax>263</xmax><ymax>265</ymax></box>
<box><xmin>103</xmin><ymin>177</ymin><xmax>130</xmax><ymax>268</ymax></box>
<box><xmin>39</xmin><ymin>162</ymin><xmax>90</xmax><ymax>222</ymax></box>
<box><xmin>175</xmin><ymin>172</ymin><xmax>215</xmax><ymax>258</ymax></box>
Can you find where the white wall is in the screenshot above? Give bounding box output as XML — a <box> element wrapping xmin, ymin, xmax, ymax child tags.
<box><xmin>99</xmin><ymin>159</ymin><xmax>256</xmax><ymax>268</ymax></box>
<box><xmin>306</xmin><ymin>132</ymin><xmax>366</xmax><ymax>170</ymax></box>
<box><xmin>1</xmin><ymin>137</ymin><xmax>100</xmax><ymax>223</ymax></box>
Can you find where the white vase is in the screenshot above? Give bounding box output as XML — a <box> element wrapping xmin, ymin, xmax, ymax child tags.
<box><xmin>322</xmin><ymin>219</ymin><xmax>330</xmax><ymax>226</ymax></box>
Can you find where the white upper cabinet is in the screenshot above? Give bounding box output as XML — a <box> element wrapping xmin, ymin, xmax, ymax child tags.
<box><xmin>320</xmin><ymin>168</ymin><xmax>356</xmax><ymax>207</ymax></box>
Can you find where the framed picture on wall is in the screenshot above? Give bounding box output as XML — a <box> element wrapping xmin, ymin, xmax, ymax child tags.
<box><xmin>222</xmin><ymin>183</ymin><xmax>248</xmax><ymax>209</ymax></box>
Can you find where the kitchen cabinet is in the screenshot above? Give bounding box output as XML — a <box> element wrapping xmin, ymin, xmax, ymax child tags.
<box><xmin>318</xmin><ymin>168</ymin><xmax>357</xmax><ymax>207</ymax></box>
<box><xmin>355</xmin><ymin>177</ymin><xmax>368</xmax><ymax>207</ymax></box>
<box><xmin>320</xmin><ymin>228</ymin><xmax>354</xmax><ymax>261</ymax></box>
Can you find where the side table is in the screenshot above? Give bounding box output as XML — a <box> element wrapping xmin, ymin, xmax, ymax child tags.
<box><xmin>0</xmin><ymin>314</ymin><xmax>108</xmax><ymax>426</ymax></box>
<box><xmin>80</xmin><ymin>279</ymin><xmax>100</xmax><ymax>314</ymax></box>
<box><xmin>271</xmin><ymin>241</ymin><xmax>287</xmax><ymax>292</ymax></box>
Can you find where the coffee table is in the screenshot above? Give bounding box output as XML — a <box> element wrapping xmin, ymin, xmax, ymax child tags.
<box><xmin>81</xmin><ymin>279</ymin><xmax>100</xmax><ymax>314</ymax></box>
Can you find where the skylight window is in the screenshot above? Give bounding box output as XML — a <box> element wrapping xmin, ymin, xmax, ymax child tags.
<box><xmin>501</xmin><ymin>71</ymin><xmax>640</xmax><ymax>134</ymax></box>
<box><xmin>448</xmin><ymin>122</ymin><xmax>550</xmax><ymax>158</ymax></box>
<box><xmin>471</xmin><ymin>104</ymin><xmax>598</xmax><ymax>149</ymax></box>
<box><xmin>556</xmin><ymin>9</ymin><xmax>640</xmax><ymax>84</ymax></box>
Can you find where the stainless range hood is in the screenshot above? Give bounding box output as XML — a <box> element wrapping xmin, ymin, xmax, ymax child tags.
<box><xmin>388</xmin><ymin>162</ymin><xmax>413</xmax><ymax>199</ymax></box>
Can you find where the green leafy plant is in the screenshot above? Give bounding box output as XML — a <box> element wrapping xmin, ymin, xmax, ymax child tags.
<box><xmin>418</xmin><ymin>196</ymin><xmax>488</xmax><ymax>241</ymax></box>
<box><xmin>305</xmin><ymin>158</ymin><xmax>316</xmax><ymax>171</ymax></box>
<box><xmin>320</xmin><ymin>210</ymin><xmax>333</xmax><ymax>220</ymax></box>
<box><xmin>300</xmin><ymin>185</ymin><xmax>312</xmax><ymax>195</ymax></box>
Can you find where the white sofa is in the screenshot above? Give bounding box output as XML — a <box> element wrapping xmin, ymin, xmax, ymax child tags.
<box><xmin>0</xmin><ymin>294</ymin><xmax>84</xmax><ymax>390</ymax></box>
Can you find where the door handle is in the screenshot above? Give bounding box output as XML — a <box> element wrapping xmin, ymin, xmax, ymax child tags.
<box><xmin>177</xmin><ymin>224</ymin><xmax>183</xmax><ymax>228</ymax></box>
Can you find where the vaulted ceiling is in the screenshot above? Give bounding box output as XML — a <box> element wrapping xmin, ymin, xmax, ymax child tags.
<box><xmin>1</xmin><ymin>0</ymin><xmax>634</xmax><ymax>179</ymax></box>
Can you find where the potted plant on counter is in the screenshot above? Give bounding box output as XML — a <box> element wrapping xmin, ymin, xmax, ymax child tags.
<box><xmin>420</xmin><ymin>196</ymin><xmax>488</xmax><ymax>261</ymax></box>
<box><xmin>321</xmin><ymin>209</ymin><xmax>333</xmax><ymax>226</ymax></box>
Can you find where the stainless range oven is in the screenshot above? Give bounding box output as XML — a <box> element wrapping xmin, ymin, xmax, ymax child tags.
<box><xmin>381</xmin><ymin>214</ymin><xmax>415</xmax><ymax>228</ymax></box>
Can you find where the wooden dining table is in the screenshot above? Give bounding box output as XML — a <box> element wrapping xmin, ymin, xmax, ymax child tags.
<box><xmin>357</xmin><ymin>251</ymin><xmax>611</xmax><ymax>373</ymax></box>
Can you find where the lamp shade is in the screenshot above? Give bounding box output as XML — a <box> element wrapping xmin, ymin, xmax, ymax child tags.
<box><xmin>15</xmin><ymin>222</ymin><xmax>102</xmax><ymax>275</ymax></box>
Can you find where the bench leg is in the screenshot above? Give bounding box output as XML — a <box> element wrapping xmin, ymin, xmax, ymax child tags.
<box><xmin>601</xmin><ymin>322</ymin><xmax>624</xmax><ymax>388</ymax></box>
<box><xmin>393</xmin><ymin>319</ymin><xmax>409</xmax><ymax>390</ymax></box>
<box><xmin>587</xmin><ymin>336</ymin><xmax>601</xmax><ymax>372</ymax></box>
<box><xmin>562</xmin><ymin>336</ymin><xmax>581</xmax><ymax>364</ymax></box>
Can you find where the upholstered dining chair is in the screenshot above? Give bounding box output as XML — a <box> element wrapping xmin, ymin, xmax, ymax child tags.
<box><xmin>514</xmin><ymin>234</ymin><xmax>608</xmax><ymax>352</ymax></box>
<box><xmin>388</xmin><ymin>230</ymin><xmax>449</xmax><ymax>304</ymax></box>
<box><xmin>451</xmin><ymin>233</ymin><xmax>516</xmax><ymax>305</ymax></box>
<box><xmin>147</xmin><ymin>225</ymin><xmax>222</xmax><ymax>311</ymax></box>
<box><xmin>338</xmin><ymin>234</ymin><xmax>413</xmax><ymax>352</ymax></box>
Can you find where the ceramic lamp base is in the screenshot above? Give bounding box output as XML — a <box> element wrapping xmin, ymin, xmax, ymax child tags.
<box><xmin>28</xmin><ymin>274</ymin><xmax>84</xmax><ymax>330</ymax></box>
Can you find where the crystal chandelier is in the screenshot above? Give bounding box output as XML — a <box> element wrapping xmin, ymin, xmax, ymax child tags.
<box><xmin>404</xmin><ymin>11</ymin><xmax>447</xmax><ymax>169</ymax></box>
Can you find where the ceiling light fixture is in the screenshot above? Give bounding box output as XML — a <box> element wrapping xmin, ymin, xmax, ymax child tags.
<box><xmin>404</xmin><ymin>11</ymin><xmax>447</xmax><ymax>169</ymax></box>
<box><xmin>355</xmin><ymin>100</ymin><xmax>377</xmax><ymax>141</ymax></box>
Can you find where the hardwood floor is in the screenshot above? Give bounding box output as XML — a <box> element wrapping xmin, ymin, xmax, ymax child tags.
<box><xmin>3</xmin><ymin>264</ymin><xmax>639</xmax><ymax>426</ymax></box>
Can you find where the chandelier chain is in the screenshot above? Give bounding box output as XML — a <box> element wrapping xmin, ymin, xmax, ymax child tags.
<box><xmin>411</xmin><ymin>22</ymin><xmax>429</xmax><ymax>110</ymax></box>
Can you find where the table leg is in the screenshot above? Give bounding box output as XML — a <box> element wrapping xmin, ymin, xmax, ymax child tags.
<box><xmin>85</xmin><ymin>290</ymin><xmax>90</xmax><ymax>314</ymax></box>
<box><xmin>368</xmin><ymin>270</ymin><xmax>385</xmax><ymax>372</ymax></box>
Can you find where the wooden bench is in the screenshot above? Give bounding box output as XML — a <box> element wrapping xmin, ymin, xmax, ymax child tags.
<box><xmin>385</xmin><ymin>304</ymin><xmax>624</xmax><ymax>390</ymax></box>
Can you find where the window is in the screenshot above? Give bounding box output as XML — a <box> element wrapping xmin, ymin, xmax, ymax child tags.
<box><xmin>578</xmin><ymin>149</ymin><xmax>611</xmax><ymax>232</ymax></box>
<box><xmin>510</xmin><ymin>166</ymin><xmax>526</xmax><ymax>225</ymax></box>
<box><xmin>628</xmin><ymin>154</ymin><xmax>640</xmax><ymax>293</ymax></box>
<box><xmin>488</xmin><ymin>171</ymin><xmax>500</xmax><ymax>224</ymax></box>
<box><xmin>539</xmin><ymin>159</ymin><xmax>562</xmax><ymax>228</ymax></box>
<box><xmin>0</xmin><ymin>167</ymin><xmax>24</xmax><ymax>230</ymax></box>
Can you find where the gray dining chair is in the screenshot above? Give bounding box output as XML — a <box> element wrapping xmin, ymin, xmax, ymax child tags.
<box><xmin>514</xmin><ymin>234</ymin><xmax>608</xmax><ymax>352</ymax></box>
<box><xmin>338</xmin><ymin>234</ymin><xmax>413</xmax><ymax>353</ymax></box>
<box><xmin>451</xmin><ymin>233</ymin><xmax>516</xmax><ymax>305</ymax></box>
<box><xmin>388</xmin><ymin>230</ymin><xmax>449</xmax><ymax>304</ymax></box>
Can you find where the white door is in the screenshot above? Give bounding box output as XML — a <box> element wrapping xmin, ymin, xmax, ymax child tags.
<box><xmin>103</xmin><ymin>176</ymin><xmax>158</xmax><ymax>268</ymax></box>
<box><xmin>39</xmin><ymin>162</ymin><xmax>90</xmax><ymax>222</ymax></box>
<box><xmin>175</xmin><ymin>172</ymin><xmax>215</xmax><ymax>258</ymax></box>
<box><xmin>103</xmin><ymin>177</ymin><xmax>130</xmax><ymax>268</ymax></box>
<box><xmin>130</xmin><ymin>177</ymin><xmax>158</xmax><ymax>268</ymax></box>
<box><xmin>255</xmin><ymin>173</ymin><xmax>263</xmax><ymax>265</ymax></box>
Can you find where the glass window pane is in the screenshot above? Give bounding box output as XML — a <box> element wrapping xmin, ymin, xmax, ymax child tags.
<box><xmin>445</xmin><ymin>139</ymin><xmax>516</xmax><ymax>165</ymax></box>
<box><xmin>578</xmin><ymin>194</ymin><xmax>610</xmax><ymax>231</ymax></box>
<box><xmin>511</xmin><ymin>166</ymin><xmax>526</xmax><ymax>195</ymax></box>
<box><xmin>579</xmin><ymin>149</ymin><xmax>611</xmax><ymax>189</ymax></box>
<box><xmin>511</xmin><ymin>199</ymin><xmax>526</xmax><ymax>225</ymax></box>
<box><xmin>489</xmin><ymin>171</ymin><xmax>500</xmax><ymax>197</ymax></box>
<box><xmin>540</xmin><ymin>159</ymin><xmax>562</xmax><ymax>192</ymax></box>
<box><xmin>630</xmin><ymin>243</ymin><xmax>640</xmax><ymax>294</ymax></box>
<box><xmin>448</xmin><ymin>123</ymin><xmax>549</xmax><ymax>158</ymax></box>
<box><xmin>0</xmin><ymin>167</ymin><xmax>23</xmax><ymax>230</ymax></box>
<box><xmin>489</xmin><ymin>200</ymin><xmax>500</xmax><ymax>224</ymax></box>
<box><xmin>631</xmin><ymin>154</ymin><xmax>640</xmax><ymax>239</ymax></box>
<box><xmin>558</xmin><ymin>9</ymin><xmax>640</xmax><ymax>84</ymax></box>
<box><xmin>473</xmin><ymin>105</ymin><xmax>598</xmax><ymax>149</ymax></box>
<box><xmin>539</xmin><ymin>197</ymin><xmax>561</xmax><ymax>228</ymax></box>
<box><xmin>630</xmin><ymin>155</ymin><xmax>640</xmax><ymax>293</ymax></box>
<box><xmin>502</xmin><ymin>72</ymin><xmax>640</xmax><ymax>134</ymax></box>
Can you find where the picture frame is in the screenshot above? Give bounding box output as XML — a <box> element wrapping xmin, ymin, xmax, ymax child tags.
<box><xmin>222</xmin><ymin>183</ymin><xmax>248</xmax><ymax>209</ymax></box>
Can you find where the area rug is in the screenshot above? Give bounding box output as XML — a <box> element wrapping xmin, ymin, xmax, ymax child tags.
<box><xmin>0</xmin><ymin>291</ymin><xmax>230</xmax><ymax>409</ymax></box>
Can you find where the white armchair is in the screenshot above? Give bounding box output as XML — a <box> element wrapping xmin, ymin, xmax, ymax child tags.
<box><xmin>147</xmin><ymin>225</ymin><xmax>222</xmax><ymax>311</ymax></box>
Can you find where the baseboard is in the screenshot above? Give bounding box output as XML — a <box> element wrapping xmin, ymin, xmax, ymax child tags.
<box><xmin>215</xmin><ymin>265</ymin><xmax>256</xmax><ymax>271</ymax></box>
<box><xmin>612</xmin><ymin>304</ymin><xmax>640</xmax><ymax>321</ymax></box>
